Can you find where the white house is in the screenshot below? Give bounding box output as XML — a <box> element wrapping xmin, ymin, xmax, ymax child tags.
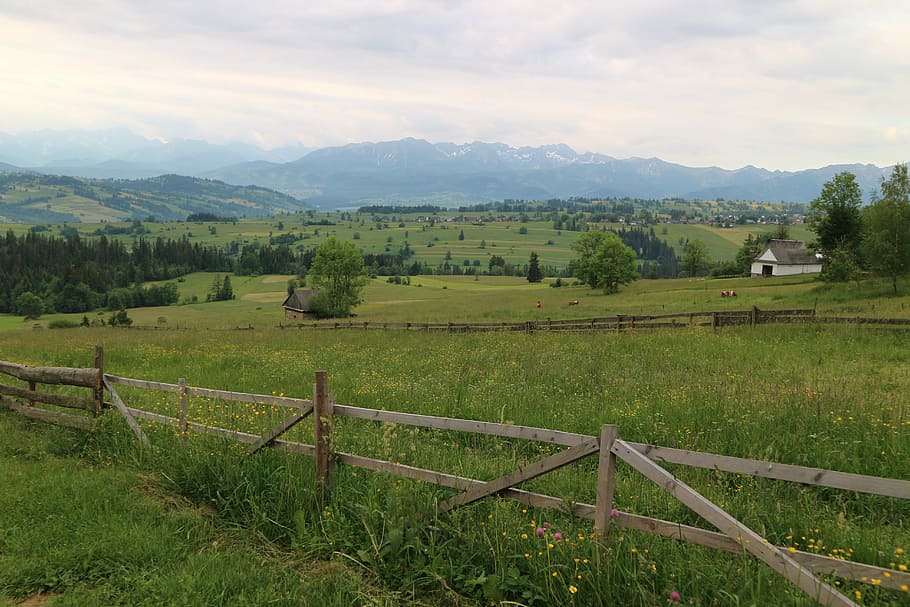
<box><xmin>751</xmin><ymin>239</ymin><xmax>822</xmax><ymax>277</ymax></box>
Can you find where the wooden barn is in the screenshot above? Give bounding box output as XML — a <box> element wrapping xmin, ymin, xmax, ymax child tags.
<box><xmin>282</xmin><ymin>289</ymin><xmax>318</xmax><ymax>320</ymax></box>
<box><xmin>751</xmin><ymin>239</ymin><xmax>822</xmax><ymax>277</ymax></box>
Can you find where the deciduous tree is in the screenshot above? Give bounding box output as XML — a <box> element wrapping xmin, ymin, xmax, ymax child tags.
<box><xmin>862</xmin><ymin>164</ymin><xmax>910</xmax><ymax>294</ymax></box>
<box><xmin>680</xmin><ymin>239</ymin><xmax>711</xmax><ymax>277</ymax></box>
<box><xmin>309</xmin><ymin>237</ymin><xmax>366</xmax><ymax>318</ymax></box>
<box><xmin>809</xmin><ymin>171</ymin><xmax>863</xmax><ymax>257</ymax></box>
<box><xmin>569</xmin><ymin>231</ymin><xmax>638</xmax><ymax>294</ymax></box>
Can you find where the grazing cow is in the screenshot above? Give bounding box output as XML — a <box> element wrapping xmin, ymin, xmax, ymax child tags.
<box><xmin>568</xmin><ymin>300</ymin><xmax>580</xmax><ymax>306</ymax></box>
<box><xmin>721</xmin><ymin>290</ymin><xmax>737</xmax><ymax>297</ymax></box>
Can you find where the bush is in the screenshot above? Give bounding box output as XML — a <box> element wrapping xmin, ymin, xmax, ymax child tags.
<box><xmin>48</xmin><ymin>319</ymin><xmax>80</xmax><ymax>329</ymax></box>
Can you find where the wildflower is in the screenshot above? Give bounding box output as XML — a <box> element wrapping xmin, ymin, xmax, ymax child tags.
<box><xmin>854</xmin><ymin>590</ymin><xmax>862</xmax><ymax>600</ymax></box>
<box><xmin>554</xmin><ymin>532</ymin><xmax>564</xmax><ymax>542</ymax></box>
<box><xmin>899</xmin><ymin>564</ymin><xmax>908</xmax><ymax>571</ymax></box>
<box><xmin>669</xmin><ymin>590</ymin><xmax>681</xmax><ymax>602</ymax></box>
<box><xmin>543</xmin><ymin>522</ymin><xmax>551</xmax><ymax>529</ymax></box>
<box><xmin>552</xmin><ymin>571</ymin><xmax>559</xmax><ymax>577</ymax></box>
<box><xmin>521</xmin><ymin>533</ymin><xmax>528</xmax><ymax>539</ymax></box>
<box><xmin>536</xmin><ymin>527</ymin><xmax>545</xmax><ymax>537</ymax></box>
<box><xmin>610</xmin><ymin>508</ymin><xmax>619</xmax><ymax>517</ymax></box>
<box><xmin>568</xmin><ymin>585</ymin><xmax>578</xmax><ymax>594</ymax></box>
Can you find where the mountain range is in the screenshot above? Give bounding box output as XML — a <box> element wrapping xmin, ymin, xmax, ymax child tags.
<box><xmin>0</xmin><ymin>129</ymin><xmax>891</xmax><ymax>211</ymax></box>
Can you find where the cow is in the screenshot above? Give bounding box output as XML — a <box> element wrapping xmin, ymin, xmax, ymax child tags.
<box><xmin>721</xmin><ymin>290</ymin><xmax>737</xmax><ymax>297</ymax></box>
<box><xmin>568</xmin><ymin>300</ymin><xmax>580</xmax><ymax>306</ymax></box>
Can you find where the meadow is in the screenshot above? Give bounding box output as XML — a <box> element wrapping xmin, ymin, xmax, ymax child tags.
<box><xmin>1</xmin><ymin>314</ymin><xmax>908</xmax><ymax>605</ymax></box>
<box><xmin>1</xmin><ymin>211</ymin><xmax>908</xmax><ymax>605</ymax></box>
<box><xmin>1</xmin><ymin>210</ymin><xmax>815</xmax><ymax>272</ymax></box>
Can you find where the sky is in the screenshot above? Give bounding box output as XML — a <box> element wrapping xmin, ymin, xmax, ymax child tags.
<box><xmin>1</xmin><ymin>0</ymin><xmax>908</xmax><ymax>171</ymax></box>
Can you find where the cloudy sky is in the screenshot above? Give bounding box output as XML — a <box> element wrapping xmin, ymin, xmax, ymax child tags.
<box><xmin>1</xmin><ymin>0</ymin><xmax>907</xmax><ymax>170</ymax></box>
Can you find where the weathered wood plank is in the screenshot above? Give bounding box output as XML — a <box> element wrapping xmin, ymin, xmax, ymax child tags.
<box><xmin>437</xmin><ymin>439</ymin><xmax>599</xmax><ymax>513</ymax></box>
<box><xmin>314</xmin><ymin>371</ymin><xmax>333</xmax><ymax>506</ymax></box>
<box><xmin>626</xmin><ymin>442</ymin><xmax>910</xmax><ymax>499</ymax></box>
<box><xmin>187</xmin><ymin>385</ymin><xmax>312</xmax><ymax>409</ymax></box>
<box><xmin>1</xmin><ymin>396</ymin><xmax>96</xmax><ymax>430</ymax></box>
<box><xmin>333</xmin><ymin>404</ymin><xmax>591</xmax><ymax>446</ymax></box>
<box><xmin>0</xmin><ymin>361</ymin><xmax>99</xmax><ymax>387</ymax></box>
<box><xmin>104</xmin><ymin>375</ymin><xmax>181</xmax><ymax>392</ymax></box>
<box><xmin>612</xmin><ymin>439</ymin><xmax>857</xmax><ymax>607</ymax></box>
<box><xmin>123</xmin><ymin>407</ymin><xmax>317</xmax><ymax>456</ymax></box>
<box><xmin>335</xmin><ymin>451</ymin><xmax>590</xmax><ymax>515</ymax></box>
<box><xmin>612</xmin><ymin>510</ymin><xmax>910</xmax><ymax>591</ymax></box>
<box><xmin>105</xmin><ymin>375</ymin><xmax>314</xmax><ymax>410</ymax></box>
<box><xmin>594</xmin><ymin>425</ymin><xmax>617</xmax><ymax>535</ymax></box>
<box><xmin>245</xmin><ymin>405</ymin><xmax>313</xmax><ymax>456</ymax></box>
<box><xmin>103</xmin><ymin>378</ymin><xmax>150</xmax><ymax>447</ymax></box>
<box><xmin>0</xmin><ymin>383</ymin><xmax>97</xmax><ymax>411</ymax></box>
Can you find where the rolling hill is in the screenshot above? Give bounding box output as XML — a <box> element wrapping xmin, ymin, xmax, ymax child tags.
<box><xmin>0</xmin><ymin>173</ymin><xmax>310</xmax><ymax>223</ymax></box>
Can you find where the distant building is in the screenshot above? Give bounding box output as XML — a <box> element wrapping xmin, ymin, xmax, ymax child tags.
<box><xmin>751</xmin><ymin>240</ymin><xmax>822</xmax><ymax>277</ymax></box>
<box><xmin>282</xmin><ymin>289</ymin><xmax>318</xmax><ymax>320</ymax></box>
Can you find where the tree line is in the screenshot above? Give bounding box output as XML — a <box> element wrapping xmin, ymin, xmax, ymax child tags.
<box><xmin>808</xmin><ymin>164</ymin><xmax>910</xmax><ymax>292</ymax></box>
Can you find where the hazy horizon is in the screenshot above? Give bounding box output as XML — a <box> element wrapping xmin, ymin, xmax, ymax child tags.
<box><xmin>2</xmin><ymin>1</ymin><xmax>908</xmax><ymax>172</ymax></box>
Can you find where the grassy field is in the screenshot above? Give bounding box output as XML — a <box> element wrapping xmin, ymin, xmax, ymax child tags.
<box><xmin>0</xmin><ymin>411</ymin><xmax>423</xmax><ymax>607</ymax></box>
<box><xmin>2</xmin><ymin>210</ymin><xmax>814</xmax><ymax>271</ymax></box>
<box><xmin>5</xmin><ymin>268</ymin><xmax>909</xmax><ymax>332</ymax></box>
<box><xmin>0</xmin><ymin>317</ymin><xmax>908</xmax><ymax>605</ymax></box>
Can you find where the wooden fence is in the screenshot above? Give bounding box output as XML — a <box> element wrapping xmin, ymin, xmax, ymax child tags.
<box><xmin>2</xmin><ymin>352</ymin><xmax>908</xmax><ymax>607</ymax></box>
<box><xmin>279</xmin><ymin>307</ymin><xmax>824</xmax><ymax>333</ymax></box>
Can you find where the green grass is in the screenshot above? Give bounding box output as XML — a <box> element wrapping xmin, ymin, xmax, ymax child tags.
<box><xmin>9</xmin><ymin>269</ymin><xmax>910</xmax><ymax>331</ymax></box>
<box><xmin>0</xmin><ymin>411</ymin><xmax>434</xmax><ymax>607</ymax></box>
<box><xmin>0</xmin><ymin>322</ymin><xmax>908</xmax><ymax>606</ymax></box>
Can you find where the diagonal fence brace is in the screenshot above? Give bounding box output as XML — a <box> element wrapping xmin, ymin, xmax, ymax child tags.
<box><xmin>244</xmin><ymin>404</ymin><xmax>314</xmax><ymax>457</ymax></box>
<box><xmin>611</xmin><ymin>439</ymin><xmax>858</xmax><ymax>607</ymax></box>
<box><xmin>103</xmin><ymin>376</ymin><xmax>151</xmax><ymax>448</ymax></box>
<box><xmin>437</xmin><ymin>438</ymin><xmax>599</xmax><ymax>514</ymax></box>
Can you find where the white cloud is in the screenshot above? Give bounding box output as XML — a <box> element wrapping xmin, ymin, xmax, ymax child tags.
<box><xmin>1</xmin><ymin>0</ymin><xmax>908</xmax><ymax>170</ymax></box>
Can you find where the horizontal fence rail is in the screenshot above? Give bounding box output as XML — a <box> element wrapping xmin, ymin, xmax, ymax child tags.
<box><xmin>2</xmin><ymin>351</ymin><xmax>909</xmax><ymax>605</ymax></box>
<box><xmin>276</xmin><ymin>307</ymin><xmax>910</xmax><ymax>333</ymax></box>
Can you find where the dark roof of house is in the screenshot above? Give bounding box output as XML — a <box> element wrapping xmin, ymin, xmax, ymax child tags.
<box><xmin>282</xmin><ymin>289</ymin><xmax>318</xmax><ymax>312</ymax></box>
<box><xmin>755</xmin><ymin>239</ymin><xmax>819</xmax><ymax>265</ymax></box>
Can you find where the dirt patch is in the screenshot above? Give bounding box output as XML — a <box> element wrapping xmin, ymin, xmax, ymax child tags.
<box><xmin>19</xmin><ymin>593</ymin><xmax>61</xmax><ymax>606</ymax></box>
<box><xmin>133</xmin><ymin>473</ymin><xmax>218</xmax><ymax>518</ymax></box>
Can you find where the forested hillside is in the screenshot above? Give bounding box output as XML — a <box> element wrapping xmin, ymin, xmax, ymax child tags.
<box><xmin>0</xmin><ymin>173</ymin><xmax>309</xmax><ymax>223</ymax></box>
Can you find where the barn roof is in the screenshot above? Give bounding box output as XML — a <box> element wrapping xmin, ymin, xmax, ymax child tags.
<box><xmin>282</xmin><ymin>289</ymin><xmax>318</xmax><ymax>312</ymax></box>
<box><xmin>754</xmin><ymin>240</ymin><xmax>819</xmax><ymax>265</ymax></box>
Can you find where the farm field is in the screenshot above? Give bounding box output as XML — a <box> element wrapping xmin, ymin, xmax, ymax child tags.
<box><xmin>0</xmin><ymin>319</ymin><xmax>908</xmax><ymax>606</ymax></box>
<box><xmin>5</xmin><ymin>269</ymin><xmax>910</xmax><ymax>332</ymax></box>
<box><xmin>1</xmin><ymin>210</ymin><xmax>813</xmax><ymax>270</ymax></box>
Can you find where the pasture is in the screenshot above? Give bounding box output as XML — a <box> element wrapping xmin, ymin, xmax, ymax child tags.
<box><xmin>1</xmin><ymin>209</ymin><xmax>814</xmax><ymax>273</ymax></box>
<box><xmin>1</xmin><ymin>317</ymin><xmax>908</xmax><ymax>605</ymax></box>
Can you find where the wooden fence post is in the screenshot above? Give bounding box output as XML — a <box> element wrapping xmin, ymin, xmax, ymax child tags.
<box><xmin>93</xmin><ymin>345</ymin><xmax>104</xmax><ymax>415</ymax></box>
<box><xmin>28</xmin><ymin>380</ymin><xmax>37</xmax><ymax>407</ymax></box>
<box><xmin>314</xmin><ymin>371</ymin><xmax>334</xmax><ymax>508</ymax></box>
<box><xmin>178</xmin><ymin>378</ymin><xmax>188</xmax><ymax>447</ymax></box>
<box><xmin>751</xmin><ymin>306</ymin><xmax>759</xmax><ymax>327</ymax></box>
<box><xmin>594</xmin><ymin>424</ymin><xmax>618</xmax><ymax>536</ymax></box>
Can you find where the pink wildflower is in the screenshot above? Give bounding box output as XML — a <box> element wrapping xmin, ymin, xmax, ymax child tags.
<box><xmin>536</xmin><ymin>527</ymin><xmax>545</xmax><ymax>537</ymax></box>
<box><xmin>669</xmin><ymin>590</ymin><xmax>681</xmax><ymax>602</ymax></box>
<box><xmin>554</xmin><ymin>532</ymin><xmax>563</xmax><ymax>542</ymax></box>
<box><xmin>610</xmin><ymin>508</ymin><xmax>619</xmax><ymax>517</ymax></box>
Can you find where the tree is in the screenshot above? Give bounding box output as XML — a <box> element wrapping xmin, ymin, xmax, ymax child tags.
<box><xmin>734</xmin><ymin>234</ymin><xmax>762</xmax><ymax>276</ymax></box>
<box><xmin>862</xmin><ymin>164</ymin><xmax>910</xmax><ymax>294</ymax></box>
<box><xmin>569</xmin><ymin>231</ymin><xmax>638</xmax><ymax>294</ymax></box>
<box><xmin>308</xmin><ymin>237</ymin><xmax>366</xmax><ymax>318</ymax></box>
<box><xmin>527</xmin><ymin>252</ymin><xmax>543</xmax><ymax>283</ymax></box>
<box><xmin>680</xmin><ymin>239</ymin><xmax>711</xmax><ymax>277</ymax></box>
<box><xmin>809</xmin><ymin>172</ymin><xmax>863</xmax><ymax>257</ymax></box>
<box><xmin>15</xmin><ymin>291</ymin><xmax>43</xmax><ymax>320</ymax></box>
<box><xmin>219</xmin><ymin>275</ymin><xmax>234</xmax><ymax>301</ymax></box>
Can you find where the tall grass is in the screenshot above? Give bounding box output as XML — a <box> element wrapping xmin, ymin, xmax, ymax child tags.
<box><xmin>1</xmin><ymin>323</ymin><xmax>907</xmax><ymax>605</ymax></box>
